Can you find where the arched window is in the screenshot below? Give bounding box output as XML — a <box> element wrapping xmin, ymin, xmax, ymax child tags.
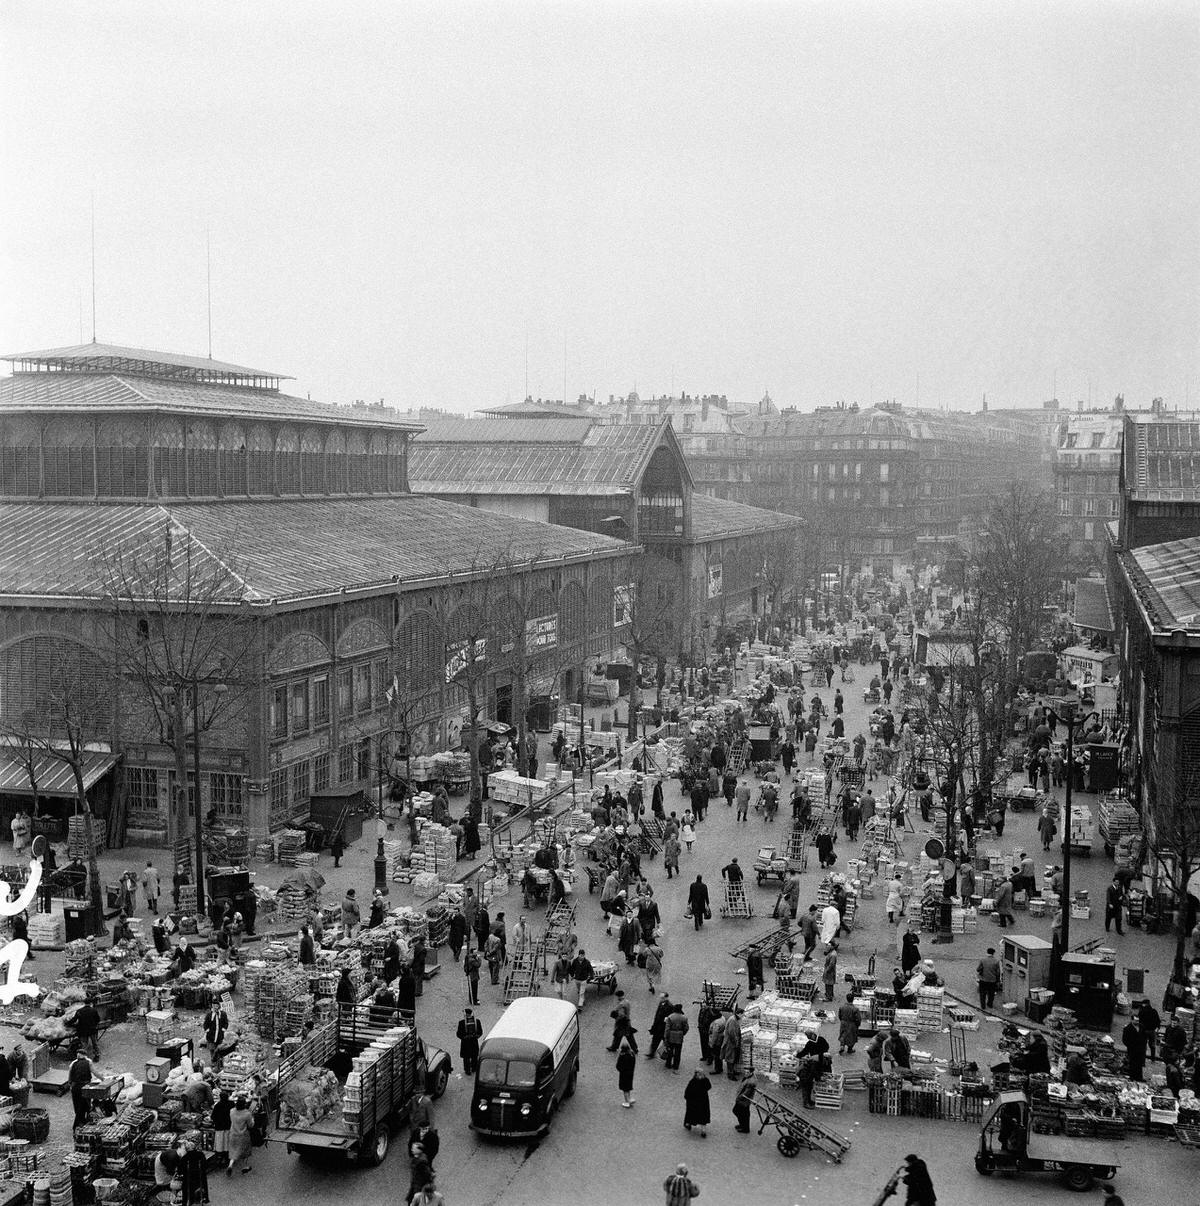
<box><xmin>490</xmin><ymin>595</ymin><xmax>524</xmax><ymax>660</ymax></box>
<box><xmin>588</xmin><ymin>574</ymin><xmax>612</xmax><ymax>633</ymax></box>
<box><xmin>152</xmin><ymin>417</ymin><xmax>185</xmax><ymax>497</ymax></box>
<box><xmin>0</xmin><ymin>415</ymin><xmax>42</xmax><ymax>496</ymax></box>
<box><xmin>276</xmin><ymin>427</ymin><xmax>300</xmax><ymax>494</ymax></box>
<box><xmin>300</xmin><ymin>428</ymin><xmax>326</xmax><ymax>495</ymax></box>
<box><xmin>367</xmin><ymin>431</ymin><xmax>389</xmax><ymax>493</ymax></box>
<box><xmin>0</xmin><ymin>634</ymin><xmax>112</xmax><ymax>733</ymax></box>
<box><xmin>325</xmin><ymin>429</ymin><xmax>347</xmax><ymax>494</ymax></box>
<box><xmin>96</xmin><ymin>416</ymin><xmax>148</xmax><ymax>497</ymax></box>
<box><xmin>42</xmin><ymin>414</ymin><xmax>94</xmax><ymax>497</ymax></box>
<box><xmin>219</xmin><ymin>423</ymin><xmax>248</xmax><ymax>496</ymax></box>
<box><xmin>560</xmin><ymin>582</ymin><xmax>586</xmax><ymax>644</ymax></box>
<box><xmin>346</xmin><ymin>430</ymin><xmax>368</xmax><ymax>494</ymax></box>
<box><xmin>185</xmin><ymin>420</ymin><xmax>218</xmax><ymax>496</ymax></box>
<box><xmin>247</xmin><ymin>425</ymin><xmax>275</xmax><ymax>495</ymax></box>
<box><xmin>397</xmin><ymin>610</ymin><xmax>441</xmax><ymax>696</ymax></box>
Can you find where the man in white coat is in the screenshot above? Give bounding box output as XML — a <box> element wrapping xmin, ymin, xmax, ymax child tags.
<box><xmin>820</xmin><ymin>901</ymin><xmax>841</xmax><ymax>946</ymax></box>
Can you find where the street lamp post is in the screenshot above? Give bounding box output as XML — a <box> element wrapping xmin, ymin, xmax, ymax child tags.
<box><xmin>1042</xmin><ymin>699</ymin><xmax>1089</xmax><ymax>957</ymax></box>
<box><xmin>374</xmin><ymin>749</ymin><xmax>389</xmax><ymax>896</ymax></box>
<box><xmin>1060</xmin><ymin>706</ymin><xmax>1076</xmax><ymax>953</ymax></box>
<box><xmin>190</xmin><ymin>678</ymin><xmax>207</xmax><ymax>919</ymax></box>
<box><xmin>179</xmin><ymin>674</ymin><xmax>228</xmax><ymax>920</ymax></box>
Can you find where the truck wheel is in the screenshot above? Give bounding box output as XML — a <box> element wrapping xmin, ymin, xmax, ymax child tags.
<box><xmin>974</xmin><ymin>1157</ymin><xmax>993</xmax><ymax>1176</ymax></box>
<box><xmin>1064</xmin><ymin>1167</ymin><xmax>1093</xmax><ymax>1192</ymax></box>
<box><xmin>362</xmin><ymin>1124</ymin><xmax>390</xmax><ymax>1167</ymax></box>
<box><xmin>430</xmin><ymin>1065</ymin><xmax>449</xmax><ymax>1099</ymax></box>
<box><xmin>565</xmin><ymin>1062</ymin><xmax>578</xmax><ymax>1098</ymax></box>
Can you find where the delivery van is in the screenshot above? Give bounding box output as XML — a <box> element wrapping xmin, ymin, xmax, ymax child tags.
<box><xmin>470</xmin><ymin>996</ymin><xmax>579</xmax><ymax>1138</ymax></box>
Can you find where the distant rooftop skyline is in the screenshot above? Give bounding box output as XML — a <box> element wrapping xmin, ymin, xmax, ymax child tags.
<box><xmin>2</xmin><ymin>3</ymin><xmax>1196</xmax><ymax>415</ymax></box>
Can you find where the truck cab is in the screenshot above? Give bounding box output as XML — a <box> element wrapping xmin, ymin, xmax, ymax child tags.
<box><xmin>976</xmin><ymin>1090</ymin><xmax>1118</xmax><ymax>1192</ymax></box>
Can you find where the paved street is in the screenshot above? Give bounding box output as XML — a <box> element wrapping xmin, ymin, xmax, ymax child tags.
<box><xmin>4</xmin><ymin>668</ymin><xmax>1191</xmax><ymax>1204</ymax></box>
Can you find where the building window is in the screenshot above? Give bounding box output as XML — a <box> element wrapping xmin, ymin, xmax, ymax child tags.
<box><xmin>357</xmin><ymin>737</ymin><xmax>373</xmax><ymax>780</ymax></box>
<box><xmin>290</xmin><ymin>680</ymin><xmax>310</xmax><ymax>734</ymax></box>
<box><xmin>271</xmin><ymin>684</ymin><xmax>288</xmax><ymax>739</ymax></box>
<box><xmin>1109</xmin><ymin>498</ymin><xmax>1119</xmax><ymax>518</ymax></box>
<box><xmin>291</xmin><ymin>759</ymin><xmax>310</xmax><ymax>804</ymax></box>
<box><xmin>209</xmin><ymin>772</ymin><xmax>244</xmax><ymax>819</ymax></box>
<box><xmin>338</xmin><ymin>743</ymin><xmax>355</xmax><ymax>783</ymax></box>
<box><xmin>1085</xmin><ymin>475</ymin><xmax>1096</xmax><ymax>492</ymax></box>
<box><xmin>314</xmin><ymin>752</ymin><xmax>332</xmax><ymax>793</ymax></box>
<box><xmin>1083</xmin><ymin>521</ymin><xmax>1094</xmax><ymax>540</ymax></box>
<box><xmin>354</xmin><ymin>662</ymin><xmax>373</xmax><ymax>714</ymax></box>
<box><xmin>126</xmin><ymin>767</ymin><xmax>161</xmax><ymax>825</ymax></box>
<box><xmin>337</xmin><ymin>667</ymin><xmax>353</xmax><ymax>716</ymax></box>
<box><xmin>373</xmin><ymin>658</ymin><xmax>389</xmax><ymax>707</ymax></box>
<box><xmin>879</xmin><ymin>462</ymin><xmax>889</xmax><ymax>483</ymax></box>
<box><xmin>312</xmin><ymin>675</ymin><xmax>330</xmax><ymax>727</ymax></box>
<box><xmin>269</xmin><ymin>769</ymin><xmax>289</xmax><ymax>827</ymax></box>
<box><xmin>1082</xmin><ymin>499</ymin><xmax>1096</xmax><ymax>517</ymax></box>
<box><xmin>1058</xmin><ymin>497</ymin><xmax>1070</xmax><ymax>516</ymax></box>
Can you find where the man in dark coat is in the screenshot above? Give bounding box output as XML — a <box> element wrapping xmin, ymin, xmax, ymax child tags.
<box><xmin>448</xmin><ymin>909</ymin><xmax>468</xmax><ymax>961</ymax></box>
<box><xmin>383</xmin><ymin>935</ymin><xmax>401</xmax><ymax>983</ymax></box>
<box><xmin>456</xmin><ymin>1008</ymin><xmax>483</xmax><ymax>1074</ymax></box>
<box><xmin>648</xmin><ymin>993</ymin><xmax>673</xmax><ymax>1060</ymax></box>
<box><xmin>473</xmin><ymin>904</ymin><xmax>491</xmax><ymax>952</ymax></box>
<box><xmin>683</xmin><ymin>1067</ymin><xmax>712</xmax><ymax>1136</ymax></box>
<box><xmin>299</xmin><ymin>926</ymin><xmax>316</xmax><ymax>967</ymax></box>
<box><xmin>69</xmin><ymin>1052</ymin><xmax>92</xmax><ymax>1127</ymax></box>
<box><xmin>1122</xmin><ymin>1018</ymin><xmax>1146</xmax><ymax>1081</ymax></box>
<box><xmin>688</xmin><ymin>876</ymin><xmax>710</xmax><ymax>931</ymax></box>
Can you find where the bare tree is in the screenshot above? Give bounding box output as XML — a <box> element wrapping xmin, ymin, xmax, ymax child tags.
<box><xmin>622</xmin><ymin>555</ymin><xmax>678</xmax><ymax>740</ymax></box>
<box><xmin>0</xmin><ymin>657</ymin><xmax>109</xmax><ymax>935</ymax></box>
<box><xmin>439</xmin><ymin>541</ymin><xmax>554</xmax><ymax>820</ymax></box>
<box><xmin>1146</xmin><ymin>753</ymin><xmax>1200</xmax><ymax>981</ymax></box>
<box><xmin>758</xmin><ymin>531</ymin><xmax>801</xmax><ymax>639</ymax></box>
<box><xmin>98</xmin><ymin>520</ymin><xmax>255</xmax><ymax>907</ymax></box>
<box><xmin>967</xmin><ymin>481</ymin><xmax>1062</xmax><ymax>724</ymax></box>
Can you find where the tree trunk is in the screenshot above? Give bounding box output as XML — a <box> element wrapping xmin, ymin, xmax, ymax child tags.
<box><xmin>626</xmin><ymin>644</ymin><xmax>641</xmax><ymax>742</ymax></box>
<box><xmin>171</xmin><ymin>698</ymin><xmax>190</xmax><ymax>851</ymax></box>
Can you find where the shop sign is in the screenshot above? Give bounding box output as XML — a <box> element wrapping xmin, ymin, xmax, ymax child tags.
<box><xmin>445</xmin><ymin>637</ymin><xmax>487</xmax><ymax>683</ymax></box>
<box><xmin>525</xmin><ymin>613</ymin><xmax>558</xmax><ymax>653</ymax></box>
<box><xmin>0</xmin><ymin>857</ymin><xmax>42</xmax><ymax>1004</ymax></box>
<box><xmin>613</xmin><ymin>584</ymin><xmax>635</xmax><ymax>629</ymax></box>
<box><xmin>707</xmin><ymin>562</ymin><xmax>723</xmax><ymax>598</ymax></box>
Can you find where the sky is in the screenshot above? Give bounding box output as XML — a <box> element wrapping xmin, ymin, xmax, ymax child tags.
<box><xmin>1</xmin><ymin>0</ymin><xmax>1197</xmax><ymax>413</ymax></box>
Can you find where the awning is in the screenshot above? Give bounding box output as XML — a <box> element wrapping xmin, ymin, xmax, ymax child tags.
<box><xmin>0</xmin><ymin>748</ymin><xmax>118</xmax><ymax>798</ymax></box>
<box><xmin>1073</xmin><ymin>578</ymin><xmax>1113</xmax><ymax>634</ymax></box>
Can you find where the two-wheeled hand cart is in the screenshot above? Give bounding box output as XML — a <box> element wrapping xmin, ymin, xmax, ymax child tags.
<box><xmin>749</xmin><ymin>1086</ymin><xmax>852</xmax><ymax>1161</ymax></box>
<box><xmin>719</xmin><ymin>877</ymin><xmax>755</xmax><ymax>918</ymax></box>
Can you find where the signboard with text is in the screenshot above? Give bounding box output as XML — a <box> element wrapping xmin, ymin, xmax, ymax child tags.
<box><xmin>707</xmin><ymin>562</ymin><xmax>723</xmax><ymax>598</ymax></box>
<box><xmin>525</xmin><ymin>613</ymin><xmax>558</xmax><ymax>653</ymax></box>
<box><xmin>445</xmin><ymin>637</ymin><xmax>487</xmax><ymax>683</ymax></box>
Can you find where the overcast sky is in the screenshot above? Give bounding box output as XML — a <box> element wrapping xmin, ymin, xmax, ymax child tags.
<box><xmin>2</xmin><ymin>1</ymin><xmax>1197</xmax><ymax>413</ymax></box>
